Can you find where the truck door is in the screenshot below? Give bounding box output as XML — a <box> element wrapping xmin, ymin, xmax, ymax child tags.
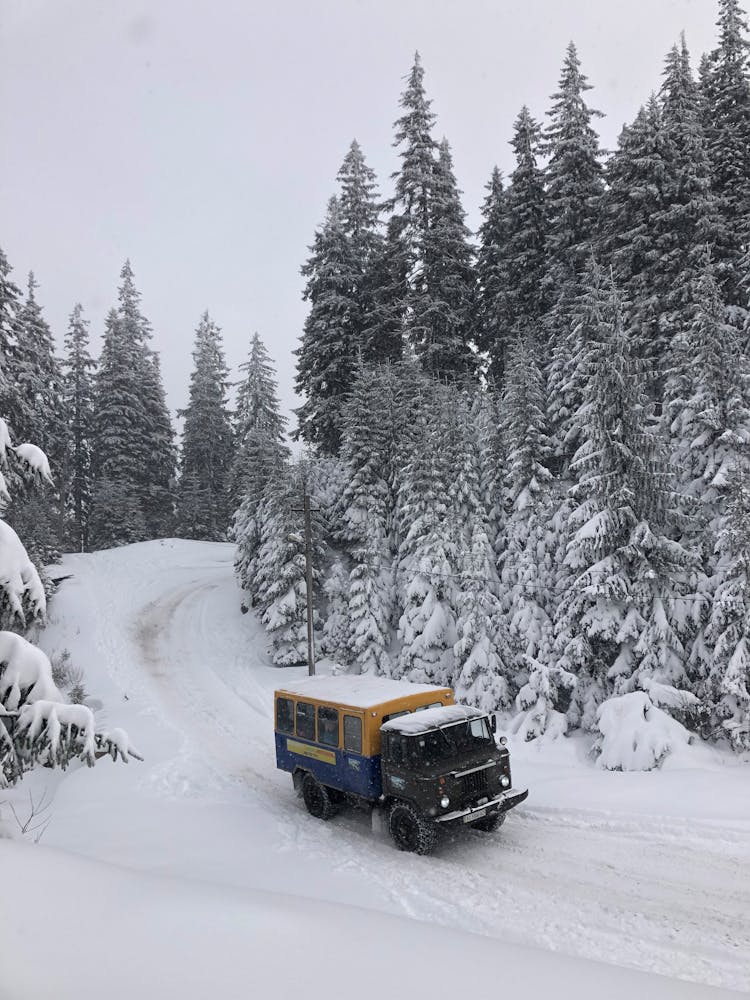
<box><xmin>342</xmin><ymin>713</ymin><xmax>377</xmax><ymax>797</ymax></box>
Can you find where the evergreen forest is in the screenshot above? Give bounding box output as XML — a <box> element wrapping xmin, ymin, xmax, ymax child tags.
<box><xmin>3</xmin><ymin>0</ymin><xmax>750</xmax><ymax>765</ymax></box>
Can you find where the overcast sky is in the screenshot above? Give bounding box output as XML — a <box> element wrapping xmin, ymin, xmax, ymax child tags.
<box><xmin>0</xmin><ymin>0</ymin><xmax>721</xmax><ymax>427</ymax></box>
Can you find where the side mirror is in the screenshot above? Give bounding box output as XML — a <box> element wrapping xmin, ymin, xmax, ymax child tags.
<box><xmin>490</xmin><ymin>713</ymin><xmax>497</xmax><ymax>733</ymax></box>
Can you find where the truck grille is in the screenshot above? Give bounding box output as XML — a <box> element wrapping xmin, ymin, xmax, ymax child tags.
<box><xmin>459</xmin><ymin>767</ymin><xmax>488</xmax><ymax>803</ymax></box>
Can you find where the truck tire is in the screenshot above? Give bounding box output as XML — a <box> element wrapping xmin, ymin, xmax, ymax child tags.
<box><xmin>472</xmin><ymin>811</ymin><xmax>505</xmax><ymax>833</ymax></box>
<box><xmin>302</xmin><ymin>773</ymin><xmax>335</xmax><ymax>820</ymax></box>
<box><xmin>388</xmin><ymin>801</ymin><xmax>437</xmax><ymax>855</ymax></box>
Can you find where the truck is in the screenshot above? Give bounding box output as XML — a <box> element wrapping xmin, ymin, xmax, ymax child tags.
<box><xmin>274</xmin><ymin>675</ymin><xmax>528</xmax><ymax>855</ymax></box>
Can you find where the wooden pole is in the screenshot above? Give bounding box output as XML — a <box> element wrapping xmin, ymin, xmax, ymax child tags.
<box><xmin>303</xmin><ymin>490</ymin><xmax>316</xmax><ymax>676</ymax></box>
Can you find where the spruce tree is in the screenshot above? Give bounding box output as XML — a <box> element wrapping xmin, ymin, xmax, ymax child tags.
<box><xmin>394</xmin><ymin>386</ymin><xmax>459</xmax><ymax>685</ymax></box>
<box><xmin>0</xmin><ymin>248</ymin><xmax>21</xmax><ymax>425</ymax></box>
<box><xmin>504</xmin><ymin>108</ymin><xmax>549</xmax><ymax>352</ymax></box>
<box><xmin>700</xmin><ymin>0</ymin><xmax>750</xmax><ymax>309</ymax></box>
<box><xmin>232</xmin><ymin>332</ymin><xmax>289</xmax><ymax>511</ymax></box>
<box><xmin>414</xmin><ymin>139</ymin><xmax>477</xmax><ymax>380</ymax></box>
<box><xmin>544</xmin><ymin>44</ymin><xmax>604</xmax><ymax>298</ymax></box>
<box><xmin>708</xmin><ymin>472</ymin><xmax>750</xmax><ymax>749</ymax></box>
<box><xmin>295</xmin><ymin>197</ymin><xmax>357</xmax><ymax>454</ymax></box>
<box><xmin>451</xmin><ymin>391</ymin><xmax>510</xmax><ymax>710</ymax></box>
<box><xmin>544</xmin><ymin>43</ymin><xmax>605</xmax><ymax>451</ymax></box>
<box><xmin>389</xmin><ymin>56</ymin><xmax>476</xmax><ymax>379</ymax></box>
<box><xmin>177</xmin><ymin>311</ymin><xmax>234</xmax><ymax>540</ymax></box>
<box><xmin>475</xmin><ymin>168</ymin><xmax>510</xmax><ymax>384</ymax></box>
<box><xmin>232</xmin><ymin>333</ymin><xmax>290</xmax><ymax>594</ymax></box>
<box><xmin>664</xmin><ymin>253</ymin><xmax>750</xmax><ymax>546</ymax></box>
<box><xmin>554</xmin><ymin>268</ymin><xmax>690</xmax><ymax>731</ymax></box>
<box><xmin>499</xmin><ymin>335</ymin><xmax>556</xmax><ymax>673</ymax></box>
<box><xmin>90</xmin><ymin>261</ymin><xmax>176</xmax><ymax>548</ymax></box>
<box><xmin>251</xmin><ymin>463</ymin><xmax>326</xmax><ymax>666</ymax></box>
<box><xmin>601</xmin><ymin>99</ymin><xmax>669</xmax><ymax>382</ymax></box>
<box><xmin>336</xmin><ymin>362</ymin><xmax>402</xmax><ymax>675</ymax></box>
<box><xmin>62</xmin><ymin>303</ymin><xmax>95</xmax><ymax>551</ymax></box>
<box><xmin>654</xmin><ymin>37</ymin><xmax>721</xmax><ymax>365</ymax></box>
<box><xmin>6</xmin><ymin>274</ymin><xmax>66</xmax><ymax>563</ymax></box>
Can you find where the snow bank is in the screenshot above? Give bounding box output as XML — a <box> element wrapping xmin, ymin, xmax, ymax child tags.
<box><xmin>0</xmin><ymin>840</ymin><xmax>736</xmax><ymax>1000</ymax></box>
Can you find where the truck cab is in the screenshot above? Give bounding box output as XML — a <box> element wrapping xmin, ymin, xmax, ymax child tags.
<box><xmin>380</xmin><ymin>704</ymin><xmax>527</xmax><ymax>852</ymax></box>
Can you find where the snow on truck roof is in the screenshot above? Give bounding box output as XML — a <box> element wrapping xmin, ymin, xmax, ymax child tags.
<box><xmin>381</xmin><ymin>704</ymin><xmax>487</xmax><ymax>734</ymax></box>
<box><xmin>275</xmin><ymin>675</ymin><xmax>451</xmax><ymax>710</ymax></box>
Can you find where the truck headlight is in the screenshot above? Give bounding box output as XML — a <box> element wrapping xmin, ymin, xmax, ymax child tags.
<box><xmin>500</xmin><ymin>776</ymin><xmax>510</xmax><ymax>788</ymax></box>
<box><xmin>440</xmin><ymin>795</ymin><xmax>450</xmax><ymax>808</ymax></box>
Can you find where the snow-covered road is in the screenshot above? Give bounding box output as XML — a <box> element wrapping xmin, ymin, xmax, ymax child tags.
<box><xmin>4</xmin><ymin>540</ymin><xmax>749</xmax><ymax>999</ymax></box>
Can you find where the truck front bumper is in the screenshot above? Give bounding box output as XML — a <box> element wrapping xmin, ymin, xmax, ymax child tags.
<box><xmin>434</xmin><ymin>787</ymin><xmax>529</xmax><ymax>825</ymax></box>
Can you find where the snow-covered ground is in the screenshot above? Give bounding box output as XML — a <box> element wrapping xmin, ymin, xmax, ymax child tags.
<box><xmin>1</xmin><ymin>539</ymin><xmax>748</xmax><ymax>999</ymax></box>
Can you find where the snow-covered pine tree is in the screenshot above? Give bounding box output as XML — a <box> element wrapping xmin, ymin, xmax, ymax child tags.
<box><xmin>360</xmin><ymin>215</ymin><xmax>408</xmax><ymax>366</ymax></box>
<box><xmin>0</xmin><ymin>249</ymin><xmax>21</xmax><ymax>435</ymax></box>
<box><xmin>707</xmin><ymin>471</ymin><xmax>750</xmax><ymax>749</ymax></box>
<box><xmin>663</xmin><ymin>252</ymin><xmax>750</xmax><ymax>695</ymax></box>
<box><xmin>90</xmin><ymin>262</ymin><xmax>176</xmax><ymax>547</ymax></box>
<box><xmin>231</xmin><ymin>332</ymin><xmax>289</xmax><ymax>509</ymax></box>
<box><xmin>6</xmin><ymin>274</ymin><xmax>67</xmax><ymax>564</ymax></box>
<box><xmin>499</xmin><ymin>334</ymin><xmax>557</xmax><ymax>680</ymax></box>
<box><xmin>295</xmin><ymin>197</ymin><xmax>358</xmax><ymax>455</ymax></box>
<box><xmin>394</xmin><ymin>383</ymin><xmax>459</xmax><ymax>685</ymax></box>
<box><xmin>62</xmin><ymin>303</ymin><xmax>95</xmax><ymax>551</ymax></box>
<box><xmin>554</xmin><ymin>266</ymin><xmax>691</xmax><ymax>734</ymax></box>
<box><xmin>700</xmin><ymin>0</ymin><xmax>750</xmax><ymax>311</ymax></box>
<box><xmin>664</xmin><ymin>252</ymin><xmax>750</xmax><ymax>548</ymax></box>
<box><xmin>338</xmin><ymin>139</ymin><xmax>387</xmax><ymax>364</ymax></box>
<box><xmin>503</xmin><ymin>108</ymin><xmax>550</xmax><ymax>363</ymax></box>
<box><xmin>653</xmin><ymin>37</ymin><xmax>722</xmax><ymax>371</ymax></box>
<box><xmin>176</xmin><ymin>311</ymin><xmax>234</xmax><ymax>540</ymax></box>
<box><xmin>475</xmin><ymin>167</ymin><xmax>510</xmax><ymax>385</ymax></box>
<box><xmin>543</xmin><ymin>43</ymin><xmax>605</xmax><ymax>457</ymax></box>
<box><xmin>335</xmin><ymin>362</ymin><xmax>404</xmax><ymax>675</ymax></box>
<box><xmin>415</xmin><ymin>139</ymin><xmax>477</xmax><ymax>380</ymax></box>
<box><xmin>296</xmin><ymin>141</ymin><xmax>387</xmax><ymax>453</ymax></box>
<box><xmin>320</xmin><ymin>559</ymin><xmax>350</xmax><ymax>666</ymax></box>
<box><xmin>450</xmin><ymin>390</ymin><xmax>510</xmax><ymax>711</ymax></box>
<box><xmin>140</xmin><ymin>351</ymin><xmax>177</xmax><ymax>540</ymax></box>
<box><xmin>600</xmin><ymin>99</ymin><xmax>669</xmax><ymax>390</ymax></box>
<box><xmin>232</xmin><ymin>333</ymin><xmax>290</xmax><ymax>598</ymax></box>
<box><xmin>251</xmin><ymin>463</ymin><xmax>326</xmax><ymax>666</ymax></box>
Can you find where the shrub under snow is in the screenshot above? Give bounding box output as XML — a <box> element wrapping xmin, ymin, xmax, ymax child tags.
<box><xmin>592</xmin><ymin>691</ymin><xmax>694</xmax><ymax>771</ymax></box>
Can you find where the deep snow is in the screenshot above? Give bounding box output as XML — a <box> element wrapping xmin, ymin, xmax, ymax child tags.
<box><xmin>1</xmin><ymin>539</ymin><xmax>748</xmax><ymax>999</ymax></box>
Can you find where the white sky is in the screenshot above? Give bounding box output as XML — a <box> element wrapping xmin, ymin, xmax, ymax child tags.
<box><xmin>0</xmin><ymin>0</ymin><xmax>721</xmax><ymax>427</ymax></box>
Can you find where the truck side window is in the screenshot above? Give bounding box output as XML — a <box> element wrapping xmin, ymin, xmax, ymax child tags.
<box><xmin>276</xmin><ymin>697</ymin><xmax>294</xmax><ymax>734</ymax></box>
<box><xmin>343</xmin><ymin>715</ymin><xmax>362</xmax><ymax>754</ymax></box>
<box><xmin>317</xmin><ymin>706</ymin><xmax>339</xmax><ymax>747</ymax></box>
<box><xmin>296</xmin><ymin>701</ymin><xmax>315</xmax><ymax>741</ymax></box>
<box><xmin>389</xmin><ymin>734</ymin><xmax>404</xmax><ymax>767</ymax></box>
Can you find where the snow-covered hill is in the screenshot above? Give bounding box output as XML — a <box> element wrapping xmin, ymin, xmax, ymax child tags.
<box><xmin>1</xmin><ymin>540</ymin><xmax>748</xmax><ymax>1000</ymax></box>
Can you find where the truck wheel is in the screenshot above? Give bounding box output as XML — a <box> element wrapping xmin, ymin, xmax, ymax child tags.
<box><xmin>388</xmin><ymin>801</ymin><xmax>437</xmax><ymax>855</ymax></box>
<box><xmin>302</xmin><ymin>773</ymin><xmax>335</xmax><ymax>820</ymax></box>
<box><xmin>472</xmin><ymin>811</ymin><xmax>505</xmax><ymax>833</ymax></box>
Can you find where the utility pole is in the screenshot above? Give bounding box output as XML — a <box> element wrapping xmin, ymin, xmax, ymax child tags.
<box><xmin>293</xmin><ymin>484</ymin><xmax>317</xmax><ymax>676</ymax></box>
<box><xmin>303</xmin><ymin>490</ymin><xmax>316</xmax><ymax>676</ymax></box>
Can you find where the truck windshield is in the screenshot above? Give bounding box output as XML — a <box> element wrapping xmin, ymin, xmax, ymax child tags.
<box><xmin>406</xmin><ymin>717</ymin><xmax>493</xmax><ymax>767</ymax></box>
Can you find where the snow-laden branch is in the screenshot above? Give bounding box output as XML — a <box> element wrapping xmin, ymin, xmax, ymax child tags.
<box><xmin>12</xmin><ymin>443</ymin><xmax>55</xmax><ymax>486</ymax></box>
<box><xmin>0</xmin><ymin>521</ymin><xmax>46</xmax><ymax>624</ymax></box>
